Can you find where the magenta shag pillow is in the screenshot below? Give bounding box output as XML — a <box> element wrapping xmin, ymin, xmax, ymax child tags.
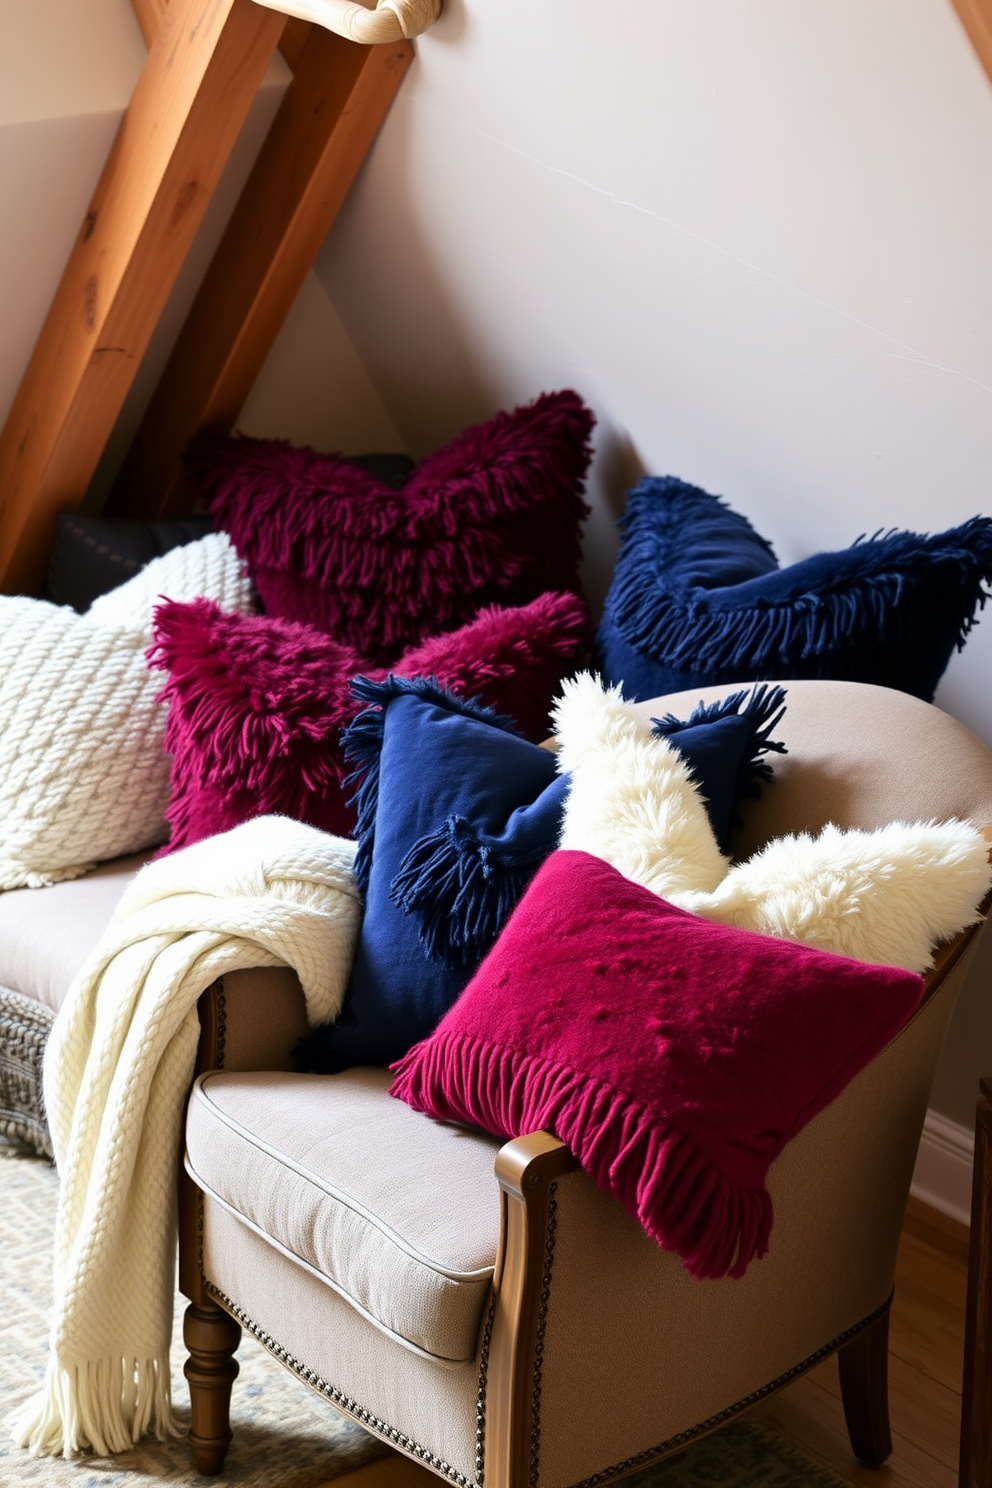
<box><xmin>147</xmin><ymin>591</ymin><xmax>592</xmax><ymax>853</ymax></box>
<box><xmin>390</xmin><ymin>849</ymin><xmax>925</xmax><ymax>1280</ymax></box>
<box><xmin>184</xmin><ymin>390</ymin><xmax>596</xmax><ymax>665</ymax></box>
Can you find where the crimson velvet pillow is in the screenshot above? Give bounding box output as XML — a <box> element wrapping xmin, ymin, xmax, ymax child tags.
<box><xmin>184</xmin><ymin>390</ymin><xmax>596</xmax><ymax>665</ymax></box>
<box><xmin>147</xmin><ymin>590</ymin><xmax>592</xmax><ymax>852</ymax></box>
<box><xmin>390</xmin><ymin>850</ymin><xmax>925</xmax><ymax>1280</ymax></box>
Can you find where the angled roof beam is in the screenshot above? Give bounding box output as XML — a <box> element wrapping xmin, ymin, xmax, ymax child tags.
<box><xmin>0</xmin><ymin>0</ymin><xmax>287</xmax><ymax>595</ymax></box>
<box><xmin>949</xmin><ymin>0</ymin><xmax>992</xmax><ymax>85</ymax></box>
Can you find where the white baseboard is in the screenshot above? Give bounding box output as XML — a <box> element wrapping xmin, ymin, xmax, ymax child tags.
<box><xmin>910</xmin><ymin>1108</ymin><xmax>975</xmax><ymax>1227</ymax></box>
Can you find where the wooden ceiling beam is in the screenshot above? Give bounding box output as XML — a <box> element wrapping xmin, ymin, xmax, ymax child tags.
<box><xmin>129</xmin><ymin>0</ymin><xmax>168</xmax><ymax>48</ymax></box>
<box><xmin>130</xmin><ymin>0</ymin><xmax>313</xmax><ymax>72</ymax></box>
<box><xmin>107</xmin><ymin>26</ymin><xmax>413</xmax><ymax>520</ymax></box>
<box><xmin>949</xmin><ymin>0</ymin><xmax>992</xmax><ymax>87</ymax></box>
<box><xmin>0</xmin><ymin>0</ymin><xmax>287</xmax><ymax>595</ymax></box>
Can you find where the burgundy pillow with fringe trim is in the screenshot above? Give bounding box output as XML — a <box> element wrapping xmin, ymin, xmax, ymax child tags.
<box><xmin>146</xmin><ymin>590</ymin><xmax>592</xmax><ymax>853</ymax></box>
<box><xmin>390</xmin><ymin>849</ymin><xmax>925</xmax><ymax>1280</ymax></box>
<box><xmin>184</xmin><ymin>390</ymin><xmax>596</xmax><ymax>666</ymax></box>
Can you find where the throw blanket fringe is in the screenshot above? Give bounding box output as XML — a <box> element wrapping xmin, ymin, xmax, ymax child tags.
<box><xmin>23</xmin><ymin>1355</ymin><xmax>174</xmax><ymax>1458</ymax></box>
<box><xmin>9</xmin><ymin>816</ymin><xmax>362</xmax><ymax>1459</ymax></box>
<box><xmin>390</xmin><ymin>1031</ymin><xmax>773</xmax><ymax>1280</ymax></box>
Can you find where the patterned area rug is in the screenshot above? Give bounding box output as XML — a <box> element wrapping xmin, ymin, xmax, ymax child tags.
<box><xmin>0</xmin><ymin>1143</ymin><xmax>850</xmax><ymax>1488</ymax></box>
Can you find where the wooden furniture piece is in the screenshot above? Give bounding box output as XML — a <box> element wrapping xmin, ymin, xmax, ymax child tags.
<box><xmin>0</xmin><ymin>0</ymin><xmax>415</xmax><ymax>598</ymax></box>
<box><xmin>176</xmin><ymin>679</ymin><xmax>992</xmax><ymax>1485</ymax></box>
<box><xmin>960</xmin><ymin>1074</ymin><xmax>992</xmax><ymax>1488</ymax></box>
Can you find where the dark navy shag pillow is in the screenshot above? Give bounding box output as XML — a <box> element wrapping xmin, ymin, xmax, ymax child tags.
<box><xmin>294</xmin><ymin>674</ymin><xmax>787</xmax><ymax>1074</ymax></box>
<box><xmin>596</xmin><ymin>476</ymin><xmax>992</xmax><ymax>703</ymax></box>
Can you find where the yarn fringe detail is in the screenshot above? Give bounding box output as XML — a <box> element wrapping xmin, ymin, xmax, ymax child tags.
<box><xmin>653</xmin><ymin>682</ymin><xmax>788</xmax><ymax>806</ymax></box>
<box><xmin>389</xmin><ymin>815</ymin><xmax>544</xmax><ymax>966</ymax></box>
<box><xmin>9</xmin><ymin>1352</ymin><xmax>180</xmax><ymax>1459</ymax></box>
<box><xmin>608</xmin><ymin>480</ymin><xmax>992</xmax><ymax>695</ymax></box>
<box><xmin>343</xmin><ymin>674</ymin><xmax>525</xmax><ymax>894</ymax></box>
<box><xmin>185</xmin><ymin>391</ymin><xmax>595</xmax><ymax>663</ymax></box>
<box><xmin>390</xmin><ymin>1033</ymin><xmax>773</xmax><ymax>1281</ymax></box>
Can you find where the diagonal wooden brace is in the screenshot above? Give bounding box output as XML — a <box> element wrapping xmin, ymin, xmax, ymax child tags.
<box><xmin>106</xmin><ymin>25</ymin><xmax>413</xmax><ymax>522</ymax></box>
<box><xmin>0</xmin><ymin>0</ymin><xmax>287</xmax><ymax>596</ymax></box>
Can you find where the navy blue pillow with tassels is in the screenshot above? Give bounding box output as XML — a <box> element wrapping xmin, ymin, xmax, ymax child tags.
<box><xmin>596</xmin><ymin>476</ymin><xmax>992</xmax><ymax>703</ymax></box>
<box><xmin>294</xmin><ymin>674</ymin><xmax>787</xmax><ymax>1074</ymax></box>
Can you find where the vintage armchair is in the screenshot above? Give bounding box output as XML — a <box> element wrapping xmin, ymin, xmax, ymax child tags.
<box><xmin>179</xmin><ymin>677</ymin><xmax>992</xmax><ymax>1487</ymax></box>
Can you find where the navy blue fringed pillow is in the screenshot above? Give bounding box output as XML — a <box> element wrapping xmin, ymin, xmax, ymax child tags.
<box><xmin>294</xmin><ymin>674</ymin><xmax>787</xmax><ymax>1074</ymax></box>
<box><xmin>596</xmin><ymin>476</ymin><xmax>992</xmax><ymax>703</ymax></box>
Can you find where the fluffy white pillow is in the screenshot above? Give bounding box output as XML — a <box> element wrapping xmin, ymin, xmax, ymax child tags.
<box><xmin>554</xmin><ymin>672</ymin><xmax>992</xmax><ymax>974</ymax></box>
<box><xmin>0</xmin><ymin>533</ymin><xmax>255</xmax><ymax>890</ymax></box>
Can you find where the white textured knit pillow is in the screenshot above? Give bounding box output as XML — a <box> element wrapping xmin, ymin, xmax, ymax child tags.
<box><xmin>87</xmin><ymin>531</ymin><xmax>251</xmax><ymax>627</ymax></box>
<box><xmin>555</xmin><ymin>672</ymin><xmax>992</xmax><ymax>974</ymax></box>
<box><xmin>0</xmin><ymin>534</ymin><xmax>255</xmax><ymax>890</ymax></box>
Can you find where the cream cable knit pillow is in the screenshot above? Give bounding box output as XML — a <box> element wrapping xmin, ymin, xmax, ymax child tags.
<box><xmin>554</xmin><ymin>672</ymin><xmax>992</xmax><ymax>975</ymax></box>
<box><xmin>0</xmin><ymin>533</ymin><xmax>255</xmax><ymax>891</ymax></box>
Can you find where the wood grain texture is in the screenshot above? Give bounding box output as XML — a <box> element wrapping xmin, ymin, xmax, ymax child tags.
<box><xmin>0</xmin><ymin>0</ymin><xmax>287</xmax><ymax>597</ymax></box>
<box><xmin>107</xmin><ymin>27</ymin><xmax>413</xmax><ymax>521</ymax></box>
<box><xmin>129</xmin><ymin>0</ymin><xmax>168</xmax><ymax>47</ymax></box>
<box><xmin>949</xmin><ymin>0</ymin><xmax>992</xmax><ymax>87</ymax></box>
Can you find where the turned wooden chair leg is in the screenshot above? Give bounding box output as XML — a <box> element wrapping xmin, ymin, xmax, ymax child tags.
<box><xmin>184</xmin><ymin>1298</ymin><xmax>242</xmax><ymax>1476</ymax></box>
<box><xmin>837</xmin><ymin>1308</ymin><xmax>893</xmax><ymax>1468</ymax></box>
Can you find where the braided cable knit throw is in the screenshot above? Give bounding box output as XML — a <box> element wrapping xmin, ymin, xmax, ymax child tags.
<box><xmin>9</xmin><ymin>816</ymin><xmax>362</xmax><ymax>1460</ymax></box>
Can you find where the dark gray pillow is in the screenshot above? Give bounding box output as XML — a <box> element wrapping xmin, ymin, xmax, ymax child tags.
<box><xmin>45</xmin><ymin>515</ymin><xmax>215</xmax><ymax>612</ymax></box>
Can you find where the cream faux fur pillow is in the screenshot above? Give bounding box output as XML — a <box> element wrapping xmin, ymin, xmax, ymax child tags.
<box><xmin>0</xmin><ymin>533</ymin><xmax>254</xmax><ymax>890</ymax></box>
<box><xmin>554</xmin><ymin>673</ymin><xmax>992</xmax><ymax>974</ymax></box>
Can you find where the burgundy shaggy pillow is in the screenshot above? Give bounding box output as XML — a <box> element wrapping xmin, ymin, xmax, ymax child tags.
<box><xmin>184</xmin><ymin>390</ymin><xmax>595</xmax><ymax>664</ymax></box>
<box><xmin>147</xmin><ymin>591</ymin><xmax>592</xmax><ymax>852</ymax></box>
<box><xmin>390</xmin><ymin>849</ymin><xmax>925</xmax><ymax>1280</ymax></box>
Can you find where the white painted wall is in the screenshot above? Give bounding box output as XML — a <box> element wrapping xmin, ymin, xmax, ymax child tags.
<box><xmin>2</xmin><ymin>0</ymin><xmax>990</xmax><ymax>1126</ymax></box>
<box><xmin>312</xmin><ymin>0</ymin><xmax>992</xmax><ymax>1125</ymax></box>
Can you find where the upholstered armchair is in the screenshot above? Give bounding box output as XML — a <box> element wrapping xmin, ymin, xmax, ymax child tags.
<box><xmin>179</xmin><ymin>678</ymin><xmax>992</xmax><ymax>1487</ymax></box>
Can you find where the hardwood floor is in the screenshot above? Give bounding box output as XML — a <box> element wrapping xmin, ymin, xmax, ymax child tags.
<box><xmin>327</xmin><ymin>1196</ymin><xmax>969</xmax><ymax>1488</ymax></box>
<box><xmin>751</xmin><ymin>1197</ymin><xmax>969</xmax><ymax>1488</ymax></box>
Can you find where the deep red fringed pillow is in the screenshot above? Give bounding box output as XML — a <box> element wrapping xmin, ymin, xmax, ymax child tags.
<box><xmin>184</xmin><ymin>390</ymin><xmax>596</xmax><ymax>665</ymax></box>
<box><xmin>147</xmin><ymin>591</ymin><xmax>592</xmax><ymax>853</ymax></box>
<box><xmin>389</xmin><ymin>849</ymin><xmax>925</xmax><ymax>1280</ymax></box>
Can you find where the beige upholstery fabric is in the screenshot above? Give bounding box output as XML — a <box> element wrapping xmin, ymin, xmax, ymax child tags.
<box><xmin>201</xmin><ymin>1200</ymin><xmax>483</xmax><ymax>1483</ymax></box>
<box><xmin>0</xmin><ymin>853</ymin><xmax>146</xmax><ymax>1011</ymax></box>
<box><xmin>532</xmin><ymin>953</ymin><xmax>970</xmax><ymax>1488</ymax></box>
<box><xmin>214</xmin><ymin>967</ymin><xmax>310</xmax><ymax>1073</ymax></box>
<box><xmin>192</xmin><ymin>945</ymin><xmax>973</xmax><ymax>1488</ymax></box>
<box><xmin>186</xmin><ymin>1068</ymin><xmax>502</xmax><ymax>1363</ymax></box>
<box><xmin>638</xmin><ymin>679</ymin><xmax>992</xmax><ymax>854</ymax></box>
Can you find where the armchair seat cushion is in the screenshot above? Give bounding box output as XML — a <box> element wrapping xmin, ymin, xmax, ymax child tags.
<box><xmin>185</xmin><ymin>1067</ymin><xmax>502</xmax><ymax>1364</ymax></box>
<box><xmin>0</xmin><ymin>853</ymin><xmax>146</xmax><ymax>1013</ymax></box>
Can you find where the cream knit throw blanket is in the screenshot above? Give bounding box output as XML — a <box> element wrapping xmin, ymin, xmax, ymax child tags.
<box><xmin>10</xmin><ymin>815</ymin><xmax>362</xmax><ymax>1459</ymax></box>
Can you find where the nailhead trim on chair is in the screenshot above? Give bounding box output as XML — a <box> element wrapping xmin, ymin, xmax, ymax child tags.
<box><xmin>528</xmin><ymin>1180</ymin><xmax>560</xmax><ymax>1486</ymax></box>
<box><xmin>198</xmin><ymin>1175</ymin><xmax>890</xmax><ymax>1488</ymax></box>
<box><xmin>205</xmin><ymin>1282</ymin><xmax>476</xmax><ymax>1487</ymax></box>
<box><xmin>567</xmin><ymin>1294</ymin><xmax>895</xmax><ymax>1488</ymax></box>
<box><xmin>214</xmin><ymin>980</ymin><xmax>227</xmax><ymax>1069</ymax></box>
<box><xmin>474</xmin><ymin>1291</ymin><xmax>497</xmax><ymax>1482</ymax></box>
